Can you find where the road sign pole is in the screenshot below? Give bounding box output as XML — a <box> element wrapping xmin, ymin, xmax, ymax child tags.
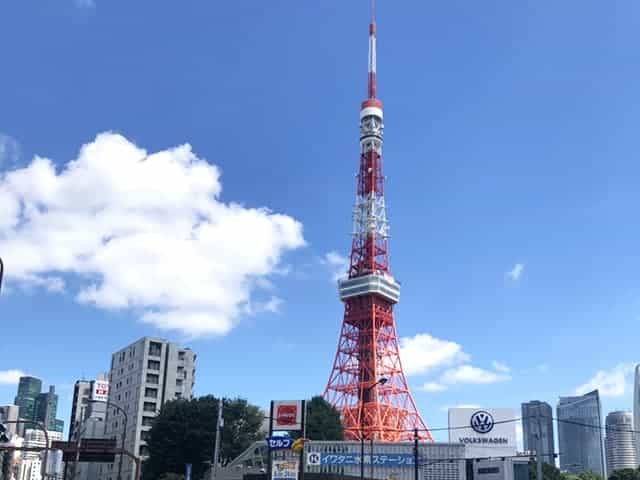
<box><xmin>267</xmin><ymin>401</ymin><xmax>274</xmax><ymax>480</ymax></box>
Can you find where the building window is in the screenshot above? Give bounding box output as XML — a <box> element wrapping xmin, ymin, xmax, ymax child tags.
<box><xmin>146</xmin><ymin>374</ymin><xmax>159</xmax><ymax>385</ymax></box>
<box><xmin>176</xmin><ymin>378</ymin><xmax>183</xmax><ymax>387</ymax></box>
<box><xmin>175</xmin><ymin>392</ymin><xmax>182</xmax><ymax>399</ymax></box>
<box><xmin>478</xmin><ymin>468</ymin><xmax>501</xmax><ymax>475</ymax></box>
<box><xmin>147</xmin><ymin>360</ymin><xmax>161</xmax><ymax>371</ymax></box>
<box><xmin>148</xmin><ymin>342</ymin><xmax>162</xmax><ymax>357</ymax></box>
<box><xmin>145</xmin><ymin>388</ymin><xmax>158</xmax><ymax>398</ymax></box>
<box><xmin>141</xmin><ymin>416</ymin><xmax>154</xmax><ymax>427</ymax></box>
<box><xmin>143</xmin><ymin>402</ymin><xmax>156</xmax><ymax>412</ymax></box>
<box><xmin>139</xmin><ymin>445</ymin><xmax>150</xmax><ymax>457</ymax></box>
<box><xmin>141</xmin><ymin>430</ymin><xmax>151</xmax><ymax>442</ymax></box>
<box><xmin>178</xmin><ymin>351</ymin><xmax>186</xmax><ymax>361</ymax></box>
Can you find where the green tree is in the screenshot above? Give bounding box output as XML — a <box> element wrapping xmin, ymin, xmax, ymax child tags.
<box><xmin>609</xmin><ymin>469</ymin><xmax>640</xmax><ymax>480</ymax></box>
<box><xmin>528</xmin><ymin>460</ymin><xmax>563</xmax><ymax>480</ymax></box>
<box><xmin>578</xmin><ymin>471</ymin><xmax>603</xmax><ymax>480</ymax></box>
<box><xmin>158</xmin><ymin>474</ymin><xmax>185</xmax><ymax>480</ymax></box>
<box><xmin>144</xmin><ymin>396</ymin><xmax>264</xmax><ymax>480</ymax></box>
<box><xmin>305</xmin><ymin>396</ymin><xmax>343</xmax><ymax>440</ymax></box>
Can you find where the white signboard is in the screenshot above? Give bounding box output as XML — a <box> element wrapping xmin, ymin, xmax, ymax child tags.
<box><xmin>271</xmin><ymin>401</ymin><xmax>303</xmax><ymax>431</ymax></box>
<box><xmin>448</xmin><ymin>408</ymin><xmax>517</xmax><ymax>459</ymax></box>
<box><xmin>272</xmin><ymin>460</ymin><xmax>298</xmax><ymax>480</ymax></box>
<box><xmin>92</xmin><ymin>380</ymin><xmax>109</xmax><ymax>402</ymax></box>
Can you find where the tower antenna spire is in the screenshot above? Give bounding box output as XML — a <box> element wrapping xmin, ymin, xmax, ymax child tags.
<box><xmin>368</xmin><ymin>0</ymin><xmax>377</xmax><ymax>99</ymax></box>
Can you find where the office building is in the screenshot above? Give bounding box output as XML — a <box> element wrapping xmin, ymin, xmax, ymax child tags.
<box><xmin>68</xmin><ymin>375</ymin><xmax>108</xmax><ymax>440</ymax></box>
<box><xmin>98</xmin><ymin>337</ymin><xmax>196</xmax><ymax>480</ymax></box>
<box><xmin>14</xmin><ymin>377</ymin><xmax>42</xmax><ymax>422</ymax></box>
<box><xmin>522</xmin><ymin>401</ymin><xmax>555</xmax><ymax>463</ymax></box>
<box><xmin>34</xmin><ymin>386</ymin><xmax>63</xmax><ymax>433</ymax></box>
<box><xmin>68</xmin><ymin>380</ymin><xmax>91</xmax><ymax>440</ymax></box>
<box><xmin>66</xmin><ymin>375</ymin><xmax>109</xmax><ymax>480</ymax></box>
<box><xmin>605</xmin><ymin>411</ymin><xmax>637</xmax><ymax>475</ymax></box>
<box><xmin>0</xmin><ymin>405</ymin><xmax>19</xmax><ymax>435</ymax></box>
<box><xmin>557</xmin><ymin>390</ymin><xmax>605</xmax><ymax>476</ymax></box>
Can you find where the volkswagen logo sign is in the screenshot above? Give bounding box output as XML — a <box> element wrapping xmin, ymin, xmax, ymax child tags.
<box><xmin>470</xmin><ymin>411</ymin><xmax>495</xmax><ymax>434</ymax></box>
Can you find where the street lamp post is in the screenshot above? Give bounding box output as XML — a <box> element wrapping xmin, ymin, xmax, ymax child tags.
<box><xmin>360</xmin><ymin>378</ymin><xmax>388</xmax><ymax>480</ymax></box>
<box><xmin>89</xmin><ymin>399</ymin><xmax>128</xmax><ymax>480</ymax></box>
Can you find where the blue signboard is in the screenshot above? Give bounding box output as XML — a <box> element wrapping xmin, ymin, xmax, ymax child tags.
<box><xmin>318</xmin><ymin>453</ymin><xmax>414</xmax><ymax>467</ymax></box>
<box><xmin>266</xmin><ymin>436</ymin><xmax>294</xmax><ymax>450</ymax></box>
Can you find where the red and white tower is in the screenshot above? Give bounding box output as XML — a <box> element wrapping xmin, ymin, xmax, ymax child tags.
<box><xmin>323</xmin><ymin>1</ymin><xmax>432</xmax><ymax>442</ymax></box>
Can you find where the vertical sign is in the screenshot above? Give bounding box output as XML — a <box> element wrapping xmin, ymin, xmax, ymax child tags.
<box><xmin>185</xmin><ymin>463</ymin><xmax>192</xmax><ymax>480</ymax></box>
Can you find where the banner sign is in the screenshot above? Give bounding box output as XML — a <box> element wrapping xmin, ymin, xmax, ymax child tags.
<box><xmin>92</xmin><ymin>380</ymin><xmax>109</xmax><ymax>402</ymax></box>
<box><xmin>272</xmin><ymin>460</ymin><xmax>299</xmax><ymax>480</ymax></box>
<box><xmin>448</xmin><ymin>408</ymin><xmax>517</xmax><ymax>459</ymax></box>
<box><xmin>266</xmin><ymin>436</ymin><xmax>293</xmax><ymax>450</ymax></box>
<box><xmin>185</xmin><ymin>464</ymin><xmax>192</xmax><ymax>480</ymax></box>
<box><xmin>307</xmin><ymin>453</ymin><xmax>415</xmax><ymax>467</ymax></box>
<box><xmin>271</xmin><ymin>401</ymin><xmax>303</xmax><ymax>431</ymax></box>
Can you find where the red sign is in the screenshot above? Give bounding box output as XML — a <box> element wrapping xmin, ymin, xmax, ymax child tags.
<box><xmin>276</xmin><ymin>405</ymin><xmax>298</xmax><ymax>426</ymax></box>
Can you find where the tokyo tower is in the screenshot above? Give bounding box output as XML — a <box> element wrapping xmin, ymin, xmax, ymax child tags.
<box><xmin>323</xmin><ymin>1</ymin><xmax>433</xmax><ymax>442</ymax></box>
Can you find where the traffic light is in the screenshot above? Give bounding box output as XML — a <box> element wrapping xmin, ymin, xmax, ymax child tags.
<box><xmin>0</xmin><ymin>424</ymin><xmax>10</xmax><ymax>443</ymax></box>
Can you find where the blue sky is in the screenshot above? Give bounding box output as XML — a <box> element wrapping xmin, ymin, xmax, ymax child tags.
<box><xmin>1</xmin><ymin>0</ymin><xmax>640</xmax><ymax>442</ymax></box>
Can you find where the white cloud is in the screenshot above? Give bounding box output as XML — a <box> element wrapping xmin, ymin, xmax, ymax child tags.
<box><xmin>0</xmin><ymin>370</ymin><xmax>26</xmax><ymax>385</ymax></box>
<box><xmin>399</xmin><ymin>334</ymin><xmax>470</xmax><ymax>376</ymax></box>
<box><xmin>575</xmin><ymin>363</ymin><xmax>634</xmax><ymax>398</ymax></box>
<box><xmin>492</xmin><ymin>361</ymin><xmax>511</xmax><ymax>373</ymax></box>
<box><xmin>0</xmin><ymin>134</ymin><xmax>20</xmax><ymax>166</ymax></box>
<box><xmin>420</xmin><ymin>382</ymin><xmax>447</xmax><ymax>392</ymax></box>
<box><xmin>0</xmin><ymin>132</ymin><xmax>305</xmax><ymax>337</ymax></box>
<box><xmin>321</xmin><ymin>251</ymin><xmax>349</xmax><ymax>282</ymax></box>
<box><xmin>506</xmin><ymin>263</ymin><xmax>525</xmax><ymax>281</ymax></box>
<box><xmin>440</xmin><ymin>365</ymin><xmax>511</xmax><ymax>385</ymax></box>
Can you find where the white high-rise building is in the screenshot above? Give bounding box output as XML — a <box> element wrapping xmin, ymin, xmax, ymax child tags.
<box><xmin>17</xmin><ymin>429</ymin><xmax>63</xmax><ymax>480</ymax></box>
<box><xmin>605</xmin><ymin>411</ymin><xmax>637</xmax><ymax>475</ymax></box>
<box><xmin>98</xmin><ymin>337</ymin><xmax>196</xmax><ymax>480</ymax></box>
<box><xmin>634</xmin><ymin>365</ymin><xmax>640</xmax><ymax>462</ymax></box>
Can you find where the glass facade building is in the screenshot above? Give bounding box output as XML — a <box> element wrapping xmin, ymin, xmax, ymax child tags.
<box><xmin>35</xmin><ymin>385</ymin><xmax>60</xmax><ymax>432</ymax></box>
<box><xmin>14</xmin><ymin>376</ymin><xmax>42</xmax><ymax>422</ymax></box>
<box><xmin>522</xmin><ymin>401</ymin><xmax>555</xmax><ymax>463</ymax></box>
<box><xmin>557</xmin><ymin>390</ymin><xmax>605</xmax><ymax>476</ymax></box>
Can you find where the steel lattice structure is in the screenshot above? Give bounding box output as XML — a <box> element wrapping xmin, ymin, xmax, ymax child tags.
<box><xmin>323</xmin><ymin>1</ymin><xmax>433</xmax><ymax>443</ymax></box>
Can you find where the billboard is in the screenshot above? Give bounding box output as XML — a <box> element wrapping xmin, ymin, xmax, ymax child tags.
<box><xmin>448</xmin><ymin>408</ymin><xmax>517</xmax><ymax>459</ymax></box>
<box><xmin>271</xmin><ymin>401</ymin><xmax>304</xmax><ymax>431</ymax></box>
<box><xmin>91</xmin><ymin>380</ymin><xmax>109</xmax><ymax>402</ymax></box>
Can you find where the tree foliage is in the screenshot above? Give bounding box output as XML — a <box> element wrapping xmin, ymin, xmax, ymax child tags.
<box><xmin>158</xmin><ymin>474</ymin><xmax>185</xmax><ymax>480</ymax></box>
<box><xmin>528</xmin><ymin>460</ymin><xmax>564</xmax><ymax>480</ymax></box>
<box><xmin>609</xmin><ymin>469</ymin><xmax>640</xmax><ymax>480</ymax></box>
<box><xmin>144</xmin><ymin>396</ymin><xmax>264</xmax><ymax>480</ymax></box>
<box><xmin>579</xmin><ymin>471</ymin><xmax>603</xmax><ymax>480</ymax></box>
<box><xmin>305</xmin><ymin>396</ymin><xmax>343</xmax><ymax>441</ymax></box>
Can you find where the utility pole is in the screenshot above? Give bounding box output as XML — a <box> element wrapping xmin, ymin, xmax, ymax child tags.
<box><xmin>536</xmin><ymin>406</ymin><xmax>543</xmax><ymax>480</ymax></box>
<box><xmin>211</xmin><ymin>398</ymin><xmax>223</xmax><ymax>480</ymax></box>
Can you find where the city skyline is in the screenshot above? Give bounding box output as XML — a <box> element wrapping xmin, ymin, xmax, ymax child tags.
<box><xmin>2</xmin><ymin>0</ymin><xmax>640</xmax><ymax>446</ymax></box>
